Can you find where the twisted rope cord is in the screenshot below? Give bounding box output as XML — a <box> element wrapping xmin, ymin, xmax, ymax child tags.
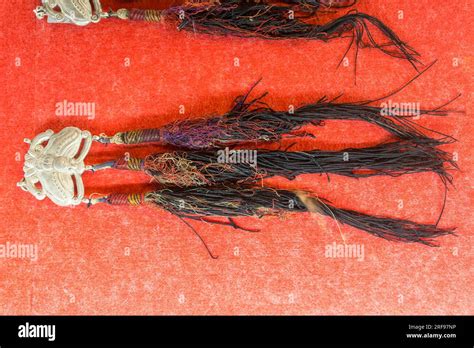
<box><xmin>107</xmin><ymin>193</ymin><xmax>145</xmax><ymax>206</ymax></box>
<box><xmin>111</xmin><ymin>129</ymin><xmax>163</xmax><ymax>145</ymax></box>
<box><xmin>129</xmin><ymin>9</ymin><xmax>163</xmax><ymax>22</ymax></box>
<box><xmin>113</xmin><ymin>157</ymin><xmax>144</xmax><ymax>171</ymax></box>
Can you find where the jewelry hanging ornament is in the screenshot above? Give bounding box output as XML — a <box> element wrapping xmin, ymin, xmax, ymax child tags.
<box><xmin>92</xmin><ymin>141</ymin><xmax>455</xmax><ymax>187</ymax></box>
<box><xmin>96</xmin><ymin>77</ymin><xmax>456</xmax><ymax>150</ymax></box>
<box><xmin>17</xmin><ymin>126</ymin><xmax>455</xmax><ymax>248</ymax></box>
<box><xmin>34</xmin><ymin>0</ymin><xmax>421</xmax><ymax>69</ymax></box>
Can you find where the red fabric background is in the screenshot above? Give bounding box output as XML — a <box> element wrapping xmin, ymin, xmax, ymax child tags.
<box><xmin>0</xmin><ymin>0</ymin><xmax>472</xmax><ymax>315</ymax></box>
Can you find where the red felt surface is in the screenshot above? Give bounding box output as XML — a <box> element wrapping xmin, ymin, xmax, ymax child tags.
<box><xmin>0</xmin><ymin>0</ymin><xmax>472</xmax><ymax>315</ymax></box>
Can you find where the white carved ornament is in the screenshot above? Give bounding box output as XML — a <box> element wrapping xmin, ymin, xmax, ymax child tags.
<box><xmin>17</xmin><ymin>127</ymin><xmax>92</xmax><ymax>206</ymax></box>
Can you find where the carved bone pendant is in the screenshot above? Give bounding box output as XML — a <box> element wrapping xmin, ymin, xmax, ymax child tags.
<box><xmin>34</xmin><ymin>0</ymin><xmax>103</xmax><ymax>26</ymax></box>
<box><xmin>17</xmin><ymin>127</ymin><xmax>92</xmax><ymax>206</ymax></box>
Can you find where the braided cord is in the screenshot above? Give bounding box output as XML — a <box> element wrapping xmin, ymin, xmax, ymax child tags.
<box><xmin>129</xmin><ymin>9</ymin><xmax>163</xmax><ymax>22</ymax></box>
<box><xmin>113</xmin><ymin>157</ymin><xmax>144</xmax><ymax>171</ymax></box>
<box><xmin>127</xmin><ymin>1</ymin><xmax>223</xmax><ymax>23</ymax></box>
<box><xmin>111</xmin><ymin>129</ymin><xmax>163</xmax><ymax>145</ymax></box>
<box><xmin>107</xmin><ymin>193</ymin><xmax>145</xmax><ymax>206</ymax></box>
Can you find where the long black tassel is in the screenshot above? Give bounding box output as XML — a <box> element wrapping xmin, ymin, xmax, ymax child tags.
<box><xmin>108</xmin><ymin>140</ymin><xmax>455</xmax><ymax>186</ymax></box>
<box><xmin>107</xmin><ymin>84</ymin><xmax>455</xmax><ymax>149</ymax></box>
<box><xmin>106</xmin><ymin>187</ymin><xmax>454</xmax><ymax>246</ymax></box>
<box><xmin>224</xmin><ymin>90</ymin><xmax>454</xmax><ymax>146</ymax></box>
<box><xmin>163</xmin><ymin>0</ymin><xmax>420</xmax><ymax>68</ymax></box>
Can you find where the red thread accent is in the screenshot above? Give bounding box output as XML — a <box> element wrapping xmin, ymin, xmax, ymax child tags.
<box><xmin>107</xmin><ymin>194</ymin><xmax>130</xmax><ymax>205</ymax></box>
